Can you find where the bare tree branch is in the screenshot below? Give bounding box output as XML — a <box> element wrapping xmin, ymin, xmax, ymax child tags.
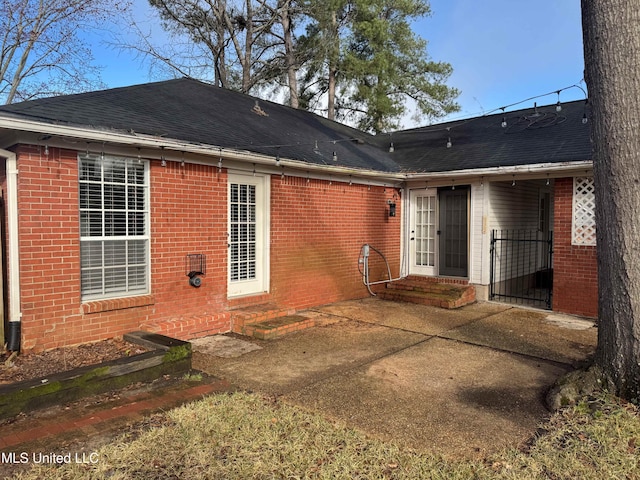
<box><xmin>0</xmin><ymin>0</ymin><xmax>131</xmax><ymax>104</ymax></box>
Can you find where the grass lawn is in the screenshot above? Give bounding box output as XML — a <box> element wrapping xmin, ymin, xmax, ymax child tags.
<box><xmin>12</xmin><ymin>392</ymin><xmax>640</xmax><ymax>479</ymax></box>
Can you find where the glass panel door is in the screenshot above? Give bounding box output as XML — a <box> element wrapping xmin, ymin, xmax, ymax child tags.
<box><xmin>228</xmin><ymin>173</ymin><xmax>268</xmax><ymax>297</ymax></box>
<box><xmin>409</xmin><ymin>189</ymin><xmax>437</xmax><ymax>276</ymax></box>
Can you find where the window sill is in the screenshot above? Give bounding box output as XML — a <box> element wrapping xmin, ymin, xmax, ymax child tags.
<box><xmin>82</xmin><ymin>294</ymin><xmax>155</xmax><ymax>314</ymax></box>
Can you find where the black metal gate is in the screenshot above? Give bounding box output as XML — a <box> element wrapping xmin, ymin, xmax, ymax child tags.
<box><xmin>490</xmin><ymin>229</ymin><xmax>553</xmax><ymax>309</ymax></box>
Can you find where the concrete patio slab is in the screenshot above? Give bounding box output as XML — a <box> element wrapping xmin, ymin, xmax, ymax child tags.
<box><xmin>190</xmin><ymin>335</ymin><xmax>263</xmax><ymax>358</ymax></box>
<box><xmin>310</xmin><ymin>298</ymin><xmax>511</xmax><ymax>335</ymax></box>
<box><xmin>441</xmin><ymin>307</ymin><xmax>597</xmax><ymax>365</ymax></box>
<box><xmin>193</xmin><ymin>321</ymin><xmax>426</xmax><ymax>394</ymax></box>
<box><xmin>286</xmin><ymin>337</ymin><xmax>568</xmax><ymax>459</ymax></box>
<box><xmin>192</xmin><ymin>299</ymin><xmax>597</xmax><ymax>460</ymax></box>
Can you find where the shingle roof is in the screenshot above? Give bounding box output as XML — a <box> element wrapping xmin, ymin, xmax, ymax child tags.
<box><xmin>0</xmin><ymin>78</ymin><xmax>592</xmax><ymax>175</ymax></box>
<box><xmin>0</xmin><ymin>78</ymin><xmax>400</xmax><ymax>173</ymax></box>
<box><xmin>385</xmin><ymin>99</ymin><xmax>592</xmax><ymax>173</ymax></box>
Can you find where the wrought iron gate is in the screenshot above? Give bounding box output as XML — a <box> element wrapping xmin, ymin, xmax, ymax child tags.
<box><xmin>490</xmin><ymin>229</ymin><xmax>553</xmax><ymax>309</ymax></box>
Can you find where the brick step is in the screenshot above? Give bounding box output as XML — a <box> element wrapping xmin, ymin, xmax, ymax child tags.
<box><xmin>379</xmin><ymin>281</ymin><xmax>475</xmax><ymax>309</ymax></box>
<box><xmin>242</xmin><ymin>315</ymin><xmax>315</xmax><ymax>340</ymax></box>
<box><xmin>230</xmin><ymin>303</ymin><xmax>296</xmax><ymax>334</ymax></box>
<box><xmin>141</xmin><ymin>312</ymin><xmax>231</xmax><ymax>340</ymax></box>
<box><xmin>386</xmin><ymin>279</ymin><xmax>469</xmax><ymax>295</ymax></box>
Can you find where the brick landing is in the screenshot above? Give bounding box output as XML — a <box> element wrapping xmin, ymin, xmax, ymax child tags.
<box><xmin>230</xmin><ymin>304</ymin><xmax>316</xmax><ymax>340</ymax></box>
<box><xmin>378</xmin><ymin>276</ymin><xmax>476</xmax><ymax>308</ymax></box>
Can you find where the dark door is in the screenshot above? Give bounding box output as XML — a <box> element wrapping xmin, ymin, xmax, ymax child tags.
<box><xmin>438</xmin><ymin>187</ymin><xmax>469</xmax><ymax>277</ymax></box>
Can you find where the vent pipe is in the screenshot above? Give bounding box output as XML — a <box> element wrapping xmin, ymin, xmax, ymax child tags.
<box><xmin>1</xmin><ymin>148</ymin><xmax>21</xmax><ymax>351</ymax></box>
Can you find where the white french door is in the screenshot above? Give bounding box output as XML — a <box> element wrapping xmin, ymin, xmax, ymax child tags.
<box><xmin>409</xmin><ymin>189</ymin><xmax>438</xmax><ymax>276</ymax></box>
<box><xmin>228</xmin><ymin>173</ymin><xmax>269</xmax><ymax>297</ymax></box>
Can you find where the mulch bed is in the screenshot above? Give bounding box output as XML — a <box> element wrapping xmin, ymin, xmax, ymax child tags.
<box><xmin>0</xmin><ymin>339</ymin><xmax>149</xmax><ymax>385</ymax></box>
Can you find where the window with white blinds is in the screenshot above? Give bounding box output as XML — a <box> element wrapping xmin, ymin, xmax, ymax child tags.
<box><xmin>79</xmin><ymin>154</ymin><xmax>150</xmax><ymax>300</ymax></box>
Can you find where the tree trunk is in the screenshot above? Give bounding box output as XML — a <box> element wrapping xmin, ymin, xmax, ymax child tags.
<box><xmin>280</xmin><ymin>0</ymin><xmax>299</xmax><ymax>108</ymax></box>
<box><xmin>326</xmin><ymin>10</ymin><xmax>338</xmax><ymax>120</ymax></box>
<box><xmin>214</xmin><ymin>0</ymin><xmax>228</xmax><ymax>88</ymax></box>
<box><xmin>582</xmin><ymin>0</ymin><xmax>640</xmax><ymax>401</ymax></box>
<box><xmin>242</xmin><ymin>0</ymin><xmax>254</xmax><ymax>93</ymax></box>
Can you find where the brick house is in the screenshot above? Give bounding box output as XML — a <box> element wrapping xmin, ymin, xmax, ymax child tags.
<box><xmin>0</xmin><ymin>79</ymin><xmax>596</xmax><ymax>352</ymax></box>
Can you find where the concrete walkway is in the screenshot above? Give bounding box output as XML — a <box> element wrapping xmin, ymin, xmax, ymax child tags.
<box><xmin>192</xmin><ymin>299</ymin><xmax>597</xmax><ymax>459</ymax></box>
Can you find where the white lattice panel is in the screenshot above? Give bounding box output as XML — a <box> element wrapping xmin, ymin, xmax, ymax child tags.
<box><xmin>572</xmin><ymin>176</ymin><xmax>596</xmax><ymax>246</ymax></box>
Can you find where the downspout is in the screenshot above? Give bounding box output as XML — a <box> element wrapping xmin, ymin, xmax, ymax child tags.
<box><xmin>0</xmin><ymin>149</ymin><xmax>20</xmax><ymax>351</ymax></box>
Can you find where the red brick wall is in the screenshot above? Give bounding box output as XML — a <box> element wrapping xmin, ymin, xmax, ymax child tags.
<box><xmin>270</xmin><ymin>176</ymin><xmax>401</xmax><ymax>309</ymax></box>
<box><xmin>552</xmin><ymin>177</ymin><xmax>598</xmax><ymax>317</ymax></box>
<box><xmin>145</xmin><ymin>161</ymin><xmax>230</xmax><ymax>337</ymax></box>
<box><xmin>15</xmin><ymin>145</ymin><xmax>87</xmax><ymax>352</ymax></box>
<box><xmin>8</xmin><ymin>145</ymin><xmax>401</xmax><ymax>351</ymax></box>
<box><xmin>11</xmin><ymin>147</ymin><xmax>232</xmax><ymax>351</ymax></box>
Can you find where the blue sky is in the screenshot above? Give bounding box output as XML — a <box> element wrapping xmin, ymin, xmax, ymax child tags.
<box><xmin>94</xmin><ymin>0</ymin><xmax>585</xmax><ymax>127</ymax></box>
<box><xmin>421</xmin><ymin>0</ymin><xmax>585</xmax><ymax>122</ymax></box>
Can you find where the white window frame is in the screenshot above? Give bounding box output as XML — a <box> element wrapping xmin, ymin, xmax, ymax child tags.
<box><xmin>79</xmin><ymin>153</ymin><xmax>151</xmax><ymax>300</ymax></box>
<box><xmin>572</xmin><ymin>176</ymin><xmax>596</xmax><ymax>246</ymax></box>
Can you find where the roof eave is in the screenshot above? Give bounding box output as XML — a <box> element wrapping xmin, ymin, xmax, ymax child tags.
<box><xmin>404</xmin><ymin>160</ymin><xmax>593</xmax><ymax>181</ymax></box>
<box><xmin>0</xmin><ymin>114</ymin><xmax>405</xmax><ymax>183</ymax></box>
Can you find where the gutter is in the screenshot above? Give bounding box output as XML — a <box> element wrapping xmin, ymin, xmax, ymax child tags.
<box><xmin>404</xmin><ymin>160</ymin><xmax>593</xmax><ymax>181</ymax></box>
<box><xmin>0</xmin><ymin>116</ymin><xmax>405</xmax><ymax>185</ymax></box>
<box><xmin>0</xmin><ymin>115</ymin><xmax>593</xmax><ymax>184</ymax></box>
<box><xmin>0</xmin><ymin>148</ymin><xmax>20</xmax><ymax>351</ymax></box>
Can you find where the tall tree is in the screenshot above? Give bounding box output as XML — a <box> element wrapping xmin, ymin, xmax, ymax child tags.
<box><xmin>299</xmin><ymin>0</ymin><xmax>458</xmax><ymax>132</ymax></box>
<box><xmin>0</xmin><ymin>0</ymin><xmax>127</xmax><ymax>104</ymax></box>
<box><xmin>146</xmin><ymin>0</ymin><xmax>281</xmax><ymax>93</ymax></box>
<box><xmin>130</xmin><ymin>0</ymin><xmax>459</xmax><ymax>129</ymax></box>
<box><xmin>296</xmin><ymin>0</ymin><xmax>348</xmax><ymax>118</ymax></box>
<box><xmin>582</xmin><ymin>0</ymin><xmax>640</xmax><ymax>401</ymax></box>
<box><xmin>263</xmin><ymin>0</ymin><xmax>303</xmax><ymax>108</ymax></box>
<box><xmin>344</xmin><ymin>0</ymin><xmax>458</xmax><ymax>132</ymax></box>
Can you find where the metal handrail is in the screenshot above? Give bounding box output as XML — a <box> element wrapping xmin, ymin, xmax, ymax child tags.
<box><xmin>358</xmin><ymin>244</ymin><xmax>404</xmax><ymax>296</ymax></box>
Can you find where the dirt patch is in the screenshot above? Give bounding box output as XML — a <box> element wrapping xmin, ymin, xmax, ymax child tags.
<box><xmin>0</xmin><ymin>339</ymin><xmax>149</xmax><ymax>385</ymax></box>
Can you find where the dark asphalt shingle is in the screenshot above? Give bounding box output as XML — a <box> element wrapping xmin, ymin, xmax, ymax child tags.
<box><xmin>0</xmin><ymin>78</ymin><xmax>400</xmax><ymax>173</ymax></box>
<box><xmin>385</xmin><ymin>99</ymin><xmax>592</xmax><ymax>173</ymax></box>
<box><xmin>0</xmin><ymin>78</ymin><xmax>592</xmax><ymax>174</ymax></box>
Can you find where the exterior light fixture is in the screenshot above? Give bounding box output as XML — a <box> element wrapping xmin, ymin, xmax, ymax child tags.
<box><xmin>387</xmin><ymin>200</ymin><xmax>396</xmax><ymax>217</ymax></box>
